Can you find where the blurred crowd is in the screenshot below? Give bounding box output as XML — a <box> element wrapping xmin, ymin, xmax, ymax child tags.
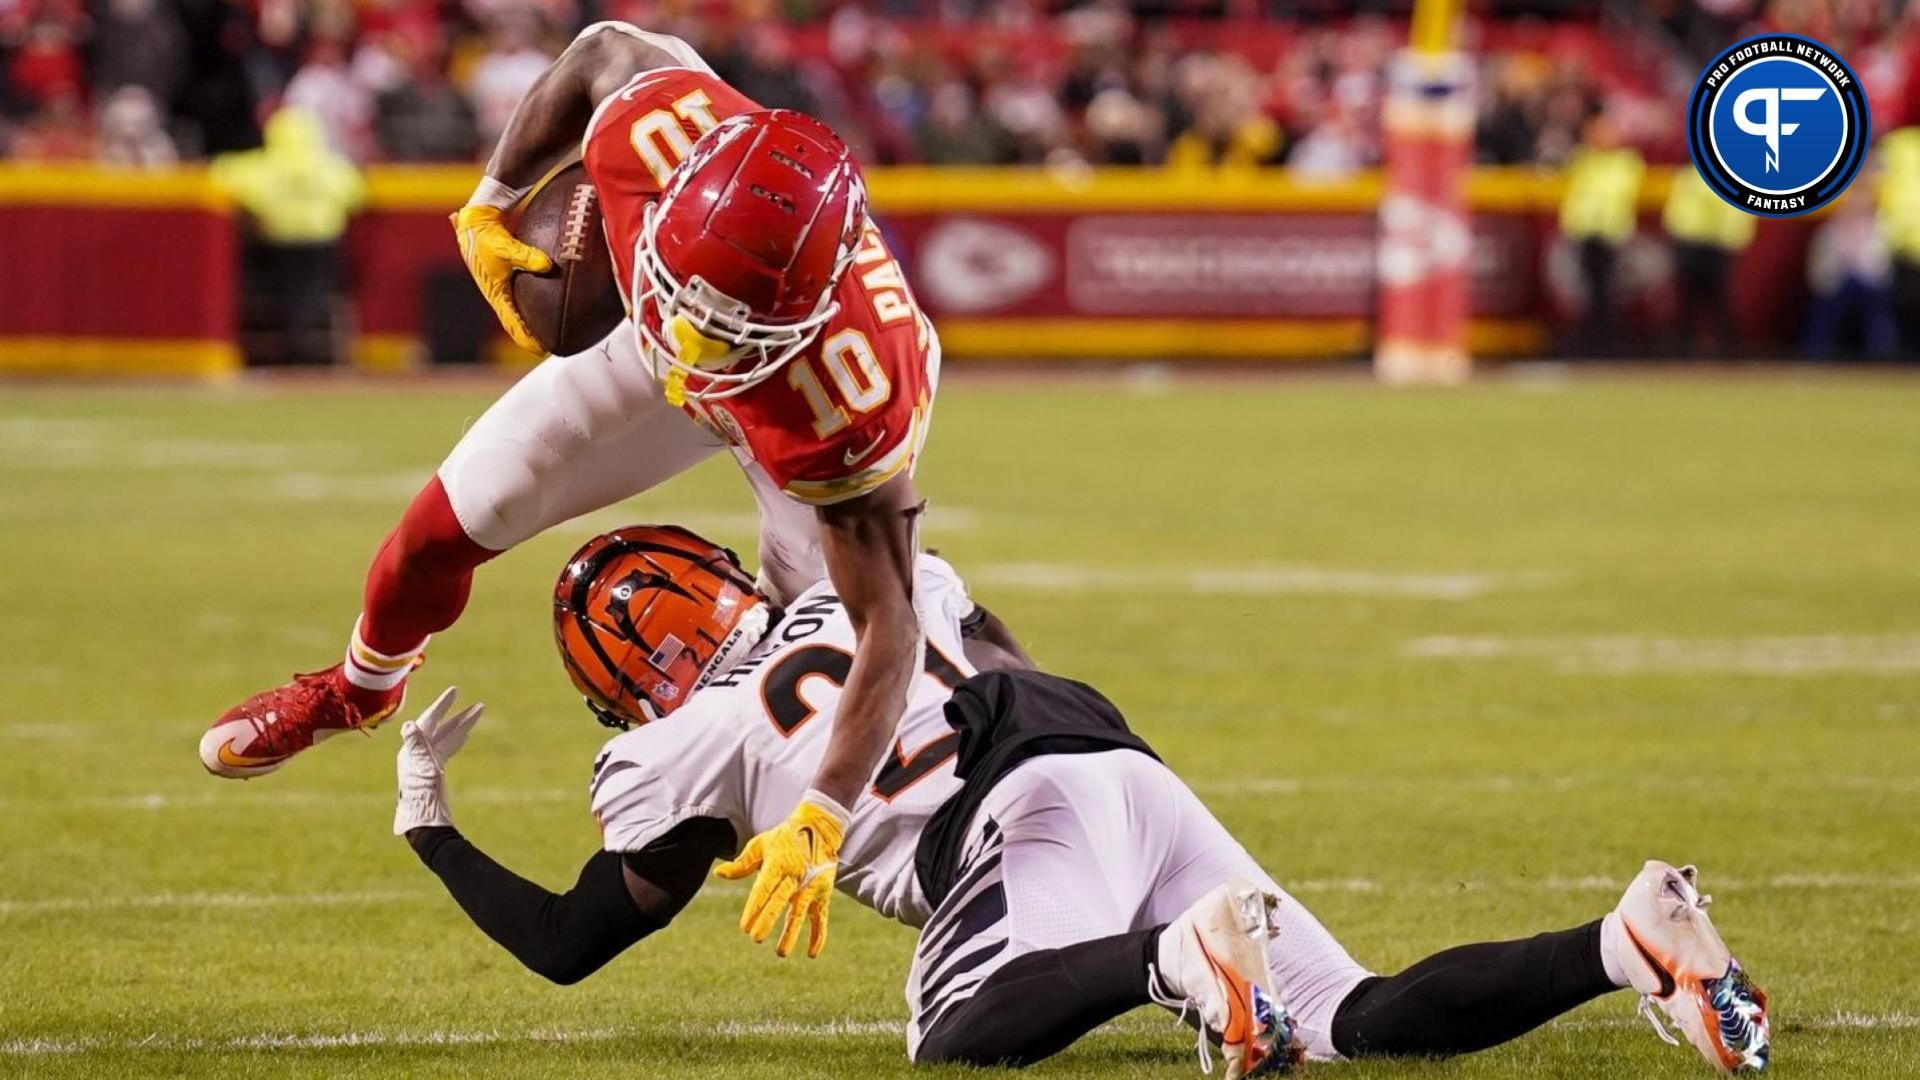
<box><xmin>7</xmin><ymin>0</ymin><xmax>1920</xmax><ymax>362</ymax></box>
<box><xmin>5</xmin><ymin>0</ymin><xmax>1913</xmax><ymax>172</ymax></box>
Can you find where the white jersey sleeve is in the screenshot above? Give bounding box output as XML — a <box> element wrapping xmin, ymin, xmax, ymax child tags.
<box><xmin>587</xmin><ymin>553</ymin><xmax>978</xmax><ymax>925</ymax></box>
<box><xmin>589</xmin><ymin>709</ymin><xmax>747</xmax><ymax>854</ymax></box>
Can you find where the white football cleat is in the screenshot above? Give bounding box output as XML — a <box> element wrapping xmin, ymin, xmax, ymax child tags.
<box><xmin>1610</xmin><ymin>860</ymin><xmax>1770</xmax><ymax>1073</ymax></box>
<box><xmin>1149</xmin><ymin>879</ymin><xmax>1303</xmax><ymax>1078</ymax></box>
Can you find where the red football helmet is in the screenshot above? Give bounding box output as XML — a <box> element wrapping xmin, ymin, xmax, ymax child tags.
<box><xmin>633</xmin><ymin>109</ymin><xmax>868</xmax><ymax>401</ymax></box>
<box><xmin>553</xmin><ymin>525</ymin><xmax>771</xmax><ymax>729</ymax></box>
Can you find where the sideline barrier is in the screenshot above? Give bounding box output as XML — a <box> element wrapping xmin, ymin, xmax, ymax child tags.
<box><xmin>350</xmin><ymin>165</ymin><xmax>1589</xmax><ymax>366</ymax></box>
<box><xmin>0</xmin><ymin>166</ymin><xmax>239</xmax><ymax>375</ymax></box>
<box><xmin>2</xmin><ymin>162</ymin><xmax>1818</xmax><ymax>375</ymax></box>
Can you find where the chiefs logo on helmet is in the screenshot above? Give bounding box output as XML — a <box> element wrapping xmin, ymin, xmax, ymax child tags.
<box><xmin>553</xmin><ymin>525</ymin><xmax>771</xmax><ymax>729</ymax></box>
<box><xmin>633</xmin><ymin>109</ymin><xmax>869</xmax><ymax>402</ymax></box>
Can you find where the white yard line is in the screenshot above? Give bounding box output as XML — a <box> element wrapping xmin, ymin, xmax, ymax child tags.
<box><xmin>559</xmin><ymin>505</ymin><xmax>980</xmax><ymax>538</ymax></box>
<box><xmin>1282</xmin><ymin>873</ymin><xmax>1920</xmax><ymax>895</ymax></box>
<box><xmin>12</xmin><ymin>770</ymin><xmax>1915</xmax><ymax>813</ymax></box>
<box><xmin>0</xmin><ymin>787</ymin><xmax>580</xmax><ymax>812</ymax></box>
<box><xmin>0</xmin><ymin>889</ymin><xmax>432</xmax><ymax>916</ymax></box>
<box><xmin>6</xmin><ymin>1012</ymin><xmax>1915</xmax><ymax>1056</ymax></box>
<box><xmin>1548</xmin><ymin>1011</ymin><xmax>1920</xmax><ymax>1032</ymax></box>
<box><xmin>1406</xmin><ymin>634</ymin><xmax>1920</xmax><ymax>675</ymax></box>
<box><xmin>0</xmin><ymin>1019</ymin><xmax>902</xmax><ymax>1056</ymax></box>
<box><xmin>1194</xmin><ymin>773</ymin><xmax>1920</xmax><ymax>796</ymax></box>
<box><xmin>263</xmin><ymin>470</ymin><xmax>430</xmax><ymax>503</ymax></box>
<box><xmin>971</xmin><ymin>563</ymin><xmax>1563</xmax><ymax>600</ymax></box>
<box><xmin>8</xmin><ymin>870</ymin><xmax>1916</xmax><ymax>921</ymax></box>
<box><xmin>1</xmin><ymin>434</ymin><xmax>344</xmax><ymax>473</ymax></box>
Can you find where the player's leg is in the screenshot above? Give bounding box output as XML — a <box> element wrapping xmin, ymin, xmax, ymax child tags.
<box><xmin>201</xmin><ymin>327</ymin><xmax>724</xmax><ymax>777</ymax></box>
<box><xmin>909</xmin><ymin>750</ymin><xmax>1302</xmax><ymax>1077</ymax></box>
<box><xmin>360</xmin><ymin>329</ymin><xmax>721</xmax><ymax>658</ymax></box>
<box><xmin>1133</xmin><ymin>759</ymin><xmax>1612</xmax><ymax>1061</ymax></box>
<box><xmin>1326</xmin><ymin>921</ymin><xmax>1614</xmax><ymax>1058</ymax></box>
<box><xmin>906</xmin><ymin>754</ymin><xmax>1167</xmax><ymax>1068</ymax></box>
<box><xmin>1137</xmin><ymin>771</ymin><xmax>1768</xmax><ymax>1070</ymax></box>
<box><xmin>1330</xmin><ymin>860</ymin><xmax>1769</xmax><ymax>1071</ymax></box>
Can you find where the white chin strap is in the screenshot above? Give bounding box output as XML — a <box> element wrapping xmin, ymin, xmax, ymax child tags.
<box><xmin>630</xmin><ymin>204</ymin><xmax>838</xmax><ymax>403</ymax></box>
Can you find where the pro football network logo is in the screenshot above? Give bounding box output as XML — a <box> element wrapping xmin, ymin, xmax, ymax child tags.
<box><xmin>1687</xmin><ymin>34</ymin><xmax>1869</xmax><ymax>217</ymax></box>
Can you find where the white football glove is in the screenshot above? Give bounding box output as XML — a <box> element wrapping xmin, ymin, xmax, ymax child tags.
<box><xmin>393</xmin><ymin>687</ymin><xmax>484</xmax><ymax>836</ymax></box>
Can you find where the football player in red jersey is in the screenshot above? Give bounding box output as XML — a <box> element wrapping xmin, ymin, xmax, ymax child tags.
<box><xmin>200</xmin><ymin>23</ymin><xmax>939</xmax><ymax>958</ymax></box>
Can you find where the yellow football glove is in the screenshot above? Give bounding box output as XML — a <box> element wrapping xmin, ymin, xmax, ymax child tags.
<box><xmin>713</xmin><ymin>790</ymin><xmax>849</xmax><ymax>959</ymax></box>
<box><xmin>451</xmin><ymin>203</ymin><xmax>554</xmax><ymax>355</ymax></box>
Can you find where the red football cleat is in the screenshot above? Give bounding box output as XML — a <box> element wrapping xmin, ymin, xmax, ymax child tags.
<box><xmin>199</xmin><ymin>663</ymin><xmax>412</xmax><ymax>779</ymax></box>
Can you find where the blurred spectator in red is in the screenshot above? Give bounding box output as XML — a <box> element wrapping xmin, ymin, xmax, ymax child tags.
<box><xmin>8</xmin><ymin>11</ymin><xmax>84</xmax><ymax>112</ymax></box>
<box><xmin>9</xmin><ymin>86</ymin><xmax>90</xmax><ymax>159</ymax></box>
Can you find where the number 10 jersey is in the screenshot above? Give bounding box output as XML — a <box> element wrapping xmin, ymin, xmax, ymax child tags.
<box><xmin>581</xmin><ymin>61</ymin><xmax>939</xmax><ymax>508</ymax></box>
<box><xmin>589</xmin><ymin>554</ymin><xmax>977</xmax><ymax>926</ymax></box>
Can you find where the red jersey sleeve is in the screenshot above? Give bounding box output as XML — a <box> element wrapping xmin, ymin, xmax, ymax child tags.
<box><xmin>579</xmin><ymin>67</ymin><xmax>760</xmax><ymax>307</ymax></box>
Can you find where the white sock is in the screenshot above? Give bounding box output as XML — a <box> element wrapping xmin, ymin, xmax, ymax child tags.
<box><xmin>343</xmin><ymin>615</ymin><xmax>425</xmax><ymax>693</ymax></box>
<box><xmin>1153</xmin><ymin>925</ymin><xmax>1187</xmax><ymax>998</ymax></box>
<box><xmin>1598</xmin><ymin>911</ymin><xmax>1632</xmax><ymax>988</ymax></box>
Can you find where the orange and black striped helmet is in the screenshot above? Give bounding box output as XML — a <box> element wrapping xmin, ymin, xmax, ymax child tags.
<box><xmin>552</xmin><ymin>525</ymin><xmax>769</xmax><ymax>729</ymax></box>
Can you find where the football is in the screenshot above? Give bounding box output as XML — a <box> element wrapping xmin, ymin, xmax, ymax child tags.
<box><xmin>509</xmin><ymin>162</ymin><xmax>625</xmax><ymax>356</ymax></box>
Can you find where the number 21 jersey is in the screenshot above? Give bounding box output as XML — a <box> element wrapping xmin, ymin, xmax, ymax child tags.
<box><xmin>589</xmin><ymin>555</ymin><xmax>977</xmax><ymax>926</ymax></box>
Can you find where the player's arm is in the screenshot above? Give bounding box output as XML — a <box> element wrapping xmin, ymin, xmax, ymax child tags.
<box><xmin>454</xmin><ymin>25</ymin><xmax>691</xmax><ymax>351</ymax></box>
<box><xmin>478</xmin><ymin>27</ymin><xmax>686</xmax><ymax>193</ymax></box>
<box><xmin>960</xmin><ymin>603</ymin><xmax>1036</xmax><ymax>674</ymax></box>
<box><xmin>405</xmin><ymin>818</ymin><xmax>730</xmax><ymax>985</ymax></box>
<box><xmin>713</xmin><ymin>474</ymin><xmax>923</xmax><ymax>959</ymax></box>
<box><xmin>811</xmin><ymin>473</ymin><xmax>926</xmax><ymax>803</ymax></box>
<box><xmin>392</xmin><ymin>688</ymin><xmax>732</xmax><ymax>984</ymax></box>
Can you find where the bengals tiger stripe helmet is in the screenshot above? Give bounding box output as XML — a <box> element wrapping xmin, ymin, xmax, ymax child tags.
<box><xmin>553</xmin><ymin>526</ymin><xmax>771</xmax><ymax>729</ymax></box>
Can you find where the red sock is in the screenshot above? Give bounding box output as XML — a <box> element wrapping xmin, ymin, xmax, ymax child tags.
<box><xmin>345</xmin><ymin>476</ymin><xmax>502</xmax><ymax>691</ymax></box>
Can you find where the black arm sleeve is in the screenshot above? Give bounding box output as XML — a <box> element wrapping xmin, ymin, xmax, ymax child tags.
<box><xmin>408</xmin><ymin>826</ymin><xmax>655</xmax><ymax>985</ymax></box>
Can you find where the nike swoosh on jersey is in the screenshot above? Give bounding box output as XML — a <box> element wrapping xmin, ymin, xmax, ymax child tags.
<box><xmin>844</xmin><ymin>430</ymin><xmax>888</xmax><ymax>467</ymax></box>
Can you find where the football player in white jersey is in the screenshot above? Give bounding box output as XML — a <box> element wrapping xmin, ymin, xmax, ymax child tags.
<box><xmin>392</xmin><ymin>526</ymin><xmax>1771</xmax><ymax>1076</ymax></box>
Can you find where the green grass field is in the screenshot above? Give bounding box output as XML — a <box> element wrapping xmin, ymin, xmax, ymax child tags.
<box><xmin>2</xmin><ymin>370</ymin><xmax>1918</xmax><ymax>1079</ymax></box>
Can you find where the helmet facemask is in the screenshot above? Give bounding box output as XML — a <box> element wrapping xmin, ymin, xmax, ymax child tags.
<box><xmin>631</xmin><ymin>199</ymin><xmax>848</xmax><ymax>402</ymax></box>
<box><xmin>628</xmin><ymin>109</ymin><xmax>868</xmax><ymax>404</ymax></box>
